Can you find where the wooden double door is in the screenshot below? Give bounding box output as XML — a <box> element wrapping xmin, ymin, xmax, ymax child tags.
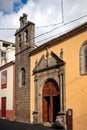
<box><xmin>43</xmin><ymin>81</ymin><xmax>60</xmax><ymax>122</ymax></box>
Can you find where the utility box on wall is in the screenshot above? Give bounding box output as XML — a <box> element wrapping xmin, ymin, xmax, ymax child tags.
<box><xmin>66</xmin><ymin>109</ymin><xmax>73</xmax><ymax>130</ymax></box>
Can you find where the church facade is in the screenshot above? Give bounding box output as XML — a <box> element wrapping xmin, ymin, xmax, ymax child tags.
<box><xmin>15</xmin><ymin>14</ymin><xmax>87</xmax><ymax>130</ymax></box>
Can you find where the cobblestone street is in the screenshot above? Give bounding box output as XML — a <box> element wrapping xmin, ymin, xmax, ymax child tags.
<box><xmin>0</xmin><ymin>119</ymin><xmax>60</xmax><ymax>130</ymax></box>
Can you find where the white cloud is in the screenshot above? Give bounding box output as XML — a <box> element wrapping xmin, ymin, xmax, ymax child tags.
<box><xmin>0</xmin><ymin>0</ymin><xmax>87</xmax><ymax>45</ymax></box>
<box><xmin>0</xmin><ymin>0</ymin><xmax>21</xmax><ymax>13</ymax></box>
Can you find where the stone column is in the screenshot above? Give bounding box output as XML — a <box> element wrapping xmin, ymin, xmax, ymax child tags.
<box><xmin>60</xmin><ymin>74</ymin><xmax>63</xmax><ymax>112</ymax></box>
<box><xmin>58</xmin><ymin>66</ymin><xmax>65</xmax><ymax>113</ymax></box>
<box><xmin>33</xmin><ymin>74</ymin><xmax>38</xmax><ymax>123</ymax></box>
<box><xmin>58</xmin><ymin>73</ymin><xmax>63</xmax><ymax>112</ymax></box>
<box><xmin>58</xmin><ymin>67</ymin><xmax>67</xmax><ymax>130</ymax></box>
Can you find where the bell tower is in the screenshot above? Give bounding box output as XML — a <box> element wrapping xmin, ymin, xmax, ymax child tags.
<box><xmin>15</xmin><ymin>13</ymin><xmax>35</xmax><ymax>54</ymax></box>
<box><xmin>15</xmin><ymin>13</ymin><xmax>35</xmax><ymax>122</ymax></box>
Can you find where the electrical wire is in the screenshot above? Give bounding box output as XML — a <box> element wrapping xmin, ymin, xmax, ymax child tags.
<box><xmin>0</xmin><ymin>13</ymin><xmax>87</xmax><ymax>47</ymax></box>
<box><xmin>2</xmin><ymin>14</ymin><xmax>87</xmax><ymax>46</ymax></box>
<box><xmin>36</xmin><ymin>0</ymin><xmax>64</xmax><ymax>29</ymax></box>
<box><xmin>29</xmin><ymin>14</ymin><xmax>87</xmax><ymax>43</ymax></box>
<box><xmin>0</xmin><ymin>0</ymin><xmax>64</xmax><ymax>30</ymax></box>
<box><xmin>0</xmin><ymin>13</ymin><xmax>87</xmax><ymax>31</ymax></box>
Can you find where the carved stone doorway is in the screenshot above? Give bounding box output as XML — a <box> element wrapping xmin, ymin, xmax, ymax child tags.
<box><xmin>42</xmin><ymin>80</ymin><xmax>60</xmax><ymax>122</ymax></box>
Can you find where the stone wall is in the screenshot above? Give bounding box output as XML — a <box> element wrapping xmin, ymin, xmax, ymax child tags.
<box><xmin>15</xmin><ymin>14</ymin><xmax>35</xmax><ymax>122</ymax></box>
<box><xmin>15</xmin><ymin>49</ymin><xmax>31</xmax><ymax>122</ymax></box>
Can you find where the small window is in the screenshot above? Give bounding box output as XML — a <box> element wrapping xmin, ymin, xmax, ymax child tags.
<box><xmin>18</xmin><ymin>34</ymin><xmax>22</xmax><ymax>48</ymax></box>
<box><xmin>25</xmin><ymin>30</ymin><xmax>28</xmax><ymax>42</ymax></box>
<box><xmin>21</xmin><ymin>68</ymin><xmax>26</xmax><ymax>85</ymax></box>
<box><xmin>1</xmin><ymin>51</ymin><xmax>6</xmax><ymax>58</ymax></box>
<box><xmin>3</xmin><ymin>43</ymin><xmax>9</xmax><ymax>47</ymax></box>
<box><xmin>18</xmin><ymin>34</ymin><xmax>21</xmax><ymax>42</ymax></box>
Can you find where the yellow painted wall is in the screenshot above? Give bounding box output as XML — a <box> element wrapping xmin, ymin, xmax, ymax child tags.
<box><xmin>30</xmin><ymin>31</ymin><xmax>87</xmax><ymax>130</ymax></box>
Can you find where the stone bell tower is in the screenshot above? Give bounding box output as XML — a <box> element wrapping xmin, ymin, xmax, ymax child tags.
<box><xmin>15</xmin><ymin>13</ymin><xmax>35</xmax><ymax>122</ymax></box>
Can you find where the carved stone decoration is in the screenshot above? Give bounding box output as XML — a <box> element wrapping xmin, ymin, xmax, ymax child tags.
<box><xmin>33</xmin><ymin>51</ymin><xmax>65</xmax><ymax>74</ymax></box>
<box><xmin>33</xmin><ymin>51</ymin><xmax>66</xmax><ymax>125</ymax></box>
<box><xmin>60</xmin><ymin>48</ymin><xmax>64</xmax><ymax>59</ymax></box>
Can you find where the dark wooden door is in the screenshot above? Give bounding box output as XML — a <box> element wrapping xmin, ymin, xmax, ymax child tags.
<box><xmin>43</xmin><ymin>81</ymin><xmax>59</xmax><ymax>122</ymax></box>
<box><xmin>1</xmin><ymin>97</ymin><xmax>6</xmax><ymax>117</ymax></box>
<box><xmin>43</xmin><ymin>97</ymin><xmax>50</xmax><ymax>121</ymax></box>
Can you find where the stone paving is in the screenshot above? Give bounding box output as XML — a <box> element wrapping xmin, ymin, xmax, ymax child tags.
<box><xmin>0</xmin><ymin>119</ymin><xmax>65</xmax><ymax>130</ymax></box>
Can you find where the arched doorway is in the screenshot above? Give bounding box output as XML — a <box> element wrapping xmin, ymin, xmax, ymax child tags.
<box><xmin>42</xmin><ymin>79</ymin><xmax>60</xmax><ymax>122</ymax></box>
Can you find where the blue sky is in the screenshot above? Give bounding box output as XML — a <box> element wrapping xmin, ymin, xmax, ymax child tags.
<box><xmin>13</xmin><ymin>0</ymin><xmax>28</xmax><ymax>12</ymax></box>
<box><xmin>0</xmin><ymin>0</ymin><xmax>87</xmax><ymax>45</ymax></box>
<box><xmin>21</xmin><ymin>0</ymin><xmax>28</xmax><ymax>4</ymax></box>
